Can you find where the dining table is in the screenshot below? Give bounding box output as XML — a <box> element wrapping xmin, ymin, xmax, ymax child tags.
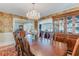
<box><xmin>30</xmin><ymin>40</ymin><xmax>67</xmax><ymax>56</ymax></box>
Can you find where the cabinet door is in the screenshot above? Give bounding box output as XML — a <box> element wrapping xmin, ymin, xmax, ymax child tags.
<box><xmin>67</xmin><ymin>16</ymin><xmax>73</xmax><ymax>33</ymax></box>
<box><xmin>75</xmin><ymin>15</ymin><xmax>79</xmax><ymax>33</ymax></box>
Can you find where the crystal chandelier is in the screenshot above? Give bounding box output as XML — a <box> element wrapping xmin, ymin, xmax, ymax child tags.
<box><xmin>26</xmin><ymin>3</ymin><xmax>40</xmax><ymax>20</ymax></box>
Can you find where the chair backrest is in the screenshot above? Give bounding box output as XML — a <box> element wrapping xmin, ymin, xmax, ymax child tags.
<box><xmin>54</xmin><ymin>32</ymin><xmax>65</xmax><ymax>42</ymax></box>
<box><xmin>72</xmin><ymin>38</ymin><xmax>79</xmax><ymax>56</ymax></box>
<box><xmin>24</xmin><ymin>38</ymin><xmax>34</xmax><ymax>56</ymax></box>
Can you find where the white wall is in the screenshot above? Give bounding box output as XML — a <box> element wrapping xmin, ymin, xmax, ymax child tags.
<box><xmin>0</xmin><ymin>17</ymin><xmax>26</xmax><ymax>47</ymax></box>
<box><xmin>0</xmin><ymin>32</ymin><xmax>15</xmax><ymax>46</ymax></box>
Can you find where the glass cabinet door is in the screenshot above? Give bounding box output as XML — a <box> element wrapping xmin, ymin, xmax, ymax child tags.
<box><xmin>75</xmin><ymin>15</ymin><xmax>79</xmax><ymax>33</ymax></box>
<box><xmin>53</xmin><ymin>20</ymin><xmax>59</xmax><ymax>33</ymax></box>
<box><xmin>59</xmin><ymin>18</ymin><xmax>64</xmax><ymax>32</ymax></box>
<box><xmin>67</xmin><ymin>16</ymin><xmax>73</xmax><ymax>33</ymax></box>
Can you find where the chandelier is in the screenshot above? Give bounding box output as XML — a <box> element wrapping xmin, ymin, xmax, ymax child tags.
<box><xmin>26</xmin><ymin>3</ymin><xmax>40</xmax><ymax>20</ymax></box>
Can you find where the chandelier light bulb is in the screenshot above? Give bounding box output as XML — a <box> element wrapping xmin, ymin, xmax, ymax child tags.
<box><xmin>26</xmin><ymin>3</ymin><xmax>40</xmax><ymax>20</ymax></box>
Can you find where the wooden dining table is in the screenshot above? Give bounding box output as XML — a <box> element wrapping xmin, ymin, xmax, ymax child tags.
<box><xmin>30</xmin><ymin>40</ymin><xmax>67</xmax><ymax>56</ymax></box>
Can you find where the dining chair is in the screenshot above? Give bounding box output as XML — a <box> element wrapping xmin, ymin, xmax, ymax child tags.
<box><xmin>72</xmin><ymin>38</ymin><xmax>79</xmax><ymax>56</ymax></box>
<box><xmin>66</xmin><ymin>38</ymin><xmax>79</xmax><ymax>56</ymax></box>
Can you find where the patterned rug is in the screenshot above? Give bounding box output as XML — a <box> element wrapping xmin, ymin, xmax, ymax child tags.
<box><xmin>0</xmin><ymin>44</ymin><xmax>17</xmax><ymax>56</ymax></box>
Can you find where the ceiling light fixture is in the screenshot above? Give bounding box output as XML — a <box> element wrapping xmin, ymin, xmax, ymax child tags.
<box><xmin>26</xmin><ymin>3</ymin><xmax>40</xmax><ymax>20</ymax></box>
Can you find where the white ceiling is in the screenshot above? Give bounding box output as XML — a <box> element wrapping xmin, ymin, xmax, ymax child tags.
<box><xmin>0</xmin><ymin>3</ymin><xmax>79</xmax><ymax>17</ymax></box>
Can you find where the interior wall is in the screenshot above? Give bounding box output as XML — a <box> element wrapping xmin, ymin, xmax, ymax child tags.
<box><xmin>0</xmin><ymin>12</ymin><xmax>26</xmax><ymax>46</ymax></box>
<box><xmin>0</xmin><ymin>13</ymin><xmax>14</xmax><ymax>46</ymax></box>
<box><xmin>0</xmin><ymin>12</ymin><xmax>13</xmax><ymax>32</ymax></box>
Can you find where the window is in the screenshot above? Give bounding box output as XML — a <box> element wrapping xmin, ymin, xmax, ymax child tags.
<box><xmin>75</xmin><ymin>15</ymin><xmax>79</xmax><ymax>33</ymax></box>
<box><xmin>40</xmin><ymin>18</ymin><xmax>53</xmax><ymax>32</ymax></box>
<box><xmin>47</xmin><ymin>23</ymin><xmax>53</xmax><ymax>32</ymax></box>
<box><xmin>59</xmin><ymin>19</ymin><xmax>64</xmax><ymax>32</ymax></box>
<box><xmin>41</xmin><ymin>23</ymin><xmax>53</xmax><ymax>32</ymax></box>
<box><xmin>41</xmin><ymin>24</ymin><xmax>46</xmax><ymax>32</ymax></box>
<box><xmin>54</xmin><ymin>20</ymin><xmax>59</xmax><ymax>32</ymax></box>
<box><xmin>24</xmin><ymin>22</ymin><xmax>34</xmax><ymax>33</ymax></box>
<box><xmin>67</xmin><ymin>16</ymin><xmax>73</xmax><ymax>32</ymax></box>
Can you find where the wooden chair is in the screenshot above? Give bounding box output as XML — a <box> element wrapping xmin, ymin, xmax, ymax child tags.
<box><xmin>72</xmin><ymin>38</ymin><xmax>79</xmax><ymax>56</ymax></box>
<box><xmin>23</xmin><ymin>38</ymin><xmax>35</xmax><ymax>56</ymax></box>
<box><xmin>66</xmin><ymin>38</ymin><xmax>79</xmax><ymax>56</ymax></box>
<box><xmin>13</xmin><ymin>32</ymin><xmax>34</xmax><ymax>56</ymax></box>
<box><xmin>54</xmin><ymin>32</ymin><xmax>66</xmax><ymax>43</ymax></box>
